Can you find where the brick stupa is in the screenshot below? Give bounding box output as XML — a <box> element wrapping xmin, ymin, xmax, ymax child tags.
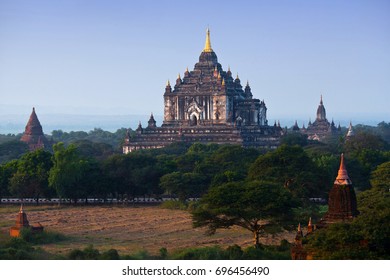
<box><xmin>320</xmin><ymin>153</ymin><xmax>359</xmax><ymax>224</ymax></box>
<box><xmin>20</xmin><ymin>107</ymin><xmax>49</xmax><ymax>151</ymax></box>
<box><xmin>10</xmin><ymin>205</ymin><xmax>43</xmax><ymax>237</ymax></box>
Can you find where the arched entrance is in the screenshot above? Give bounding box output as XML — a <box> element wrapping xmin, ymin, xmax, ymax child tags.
<box><xmin>191</xmin><ymin>115</ymin><xmax>198</xmax><ymax>126</ymax></box>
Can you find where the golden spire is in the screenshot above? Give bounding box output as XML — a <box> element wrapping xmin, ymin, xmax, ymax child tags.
<box><xmin>203</xmin><ymin>28</ymin><xmax>213</xmax><ymax>52</ymax></box>
<box><xmin>186</xmin><ymin>66</ymin><xmax>189</xmax><ymax>72</ymax></box>
<box><xmin>166</xmin><ymin>79</ymin><xmax>170</xmax><ymax>87</ymax></box>
<box><xmin>334</xmin><ymin>153</ymin><xmax>352</xmax><ymax>185</ymax></box>
<box><xmin>222</xmin><ymin>78</ymin><xmax>225</xmax><ymax>86</ymax></box>
<box><xmin>177</xmin><ymin>73</ymin><xmax>181</xmax><ymax>80</ymax></box>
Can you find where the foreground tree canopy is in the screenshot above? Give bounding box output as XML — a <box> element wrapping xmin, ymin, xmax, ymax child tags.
<box><xmin>192</xmin><ymin>181</ymin><xmax>298</xmax><ymax>247</ymax></box>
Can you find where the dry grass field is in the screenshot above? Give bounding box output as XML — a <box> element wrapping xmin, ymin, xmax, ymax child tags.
<box><xmin>0</xmin><ymin>205</ymin><xmax>295</xmax><ymax>256</ymax></box>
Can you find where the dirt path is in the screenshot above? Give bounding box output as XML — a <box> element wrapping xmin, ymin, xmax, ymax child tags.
<box><xmin>0</xmin><ymin>205</ymin><xmax>294</xmax><ymax>255</ymax></box>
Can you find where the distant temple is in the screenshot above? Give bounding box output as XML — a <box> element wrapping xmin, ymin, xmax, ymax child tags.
<box><xmin>298</xmin><ymin>96</ymin><xmax>341</xmax><ymax>141</ymax></box>
<box><xmin>9</xmin><ymin>205</ymin><xmax>43</xmax><ymax>237</ymax></box>
<box><xmin>291</xmin><ymin>154</ymin><xmax>359</xmax><ymax>259</ymax></box>
<box><xmin>20</xmin><ymin>107</ymin><xmax>50</xmax><ymax>151</ymax></box>
<box><xmin>123</xmin><ymin>29</ymin><xmax>283</xmax><ymax>153</ymax></box>
<box><xmin>346</xmin><ymin>121</ymin><xmax>355</xmax><ymax>138</ymax></box>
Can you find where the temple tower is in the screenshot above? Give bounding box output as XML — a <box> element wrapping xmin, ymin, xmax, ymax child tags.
<box><xmin>321</xmin><ymin>153</ymin><xmax>359</xmax><ymax>224</ymax></box>
<box><xmin>316</xmin><ymin>95</ymin><xmax>327</xmax><ymax>121</ymax></box>
<box><xmin>305</xmin><ymin>96</ymin><xmax>341</xmax><ymax>141</ymax></box>
<box><xmin>20</xmin><ymin>107</ymin><xmax>49</xmax><ymax>151</ymax></box>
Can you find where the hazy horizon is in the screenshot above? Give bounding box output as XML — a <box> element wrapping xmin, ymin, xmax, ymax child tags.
<box><xmin>0</xmin><ymin>109</ymin><xmax>386</xmax><ymax>135</ymax></box>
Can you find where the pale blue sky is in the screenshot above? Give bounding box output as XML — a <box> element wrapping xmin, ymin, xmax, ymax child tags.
<box><xmin>0</xmin><ymin>0</ymin><xmax>389</xmax><ymax>128</ymax></box>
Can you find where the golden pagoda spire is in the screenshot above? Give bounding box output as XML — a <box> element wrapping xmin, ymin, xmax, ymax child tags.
<box><xmin>203</xmin><ymin>28</ymin><xmax>213</xmax><ymax>52</ymax></box>
<box><xmin>222</xmin><ymin>78</ymin><xmax>225</xmax><ymax>86</ymax></box>
<box><xmin>334</xmin><ymin>153</ymin><xmax>352</xmax><ymax>185</ymax></box>
<box><xmin>166</xmin><ymin>79</ymin><xmax>170</xmax><ymax>87</ymax></box>
<box><xmin>177</xmin><ymin>73</ymin><xmax>181</xmax><ymax>80</ymax></box>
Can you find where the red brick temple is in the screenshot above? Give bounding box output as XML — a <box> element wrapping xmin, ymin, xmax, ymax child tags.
<box><xmin>20</xmin><ymin>107</ymin><xmax>50</xmax><ymax>151</ymax></box>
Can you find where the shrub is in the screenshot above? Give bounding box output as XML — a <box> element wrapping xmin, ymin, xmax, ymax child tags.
<box><xmin>160</xmin><ymin>200</ymin><xmax>188</xmax><ymax>210</ymax></box>
<box><xmin>172</xmin><ymin>246</ymin><xmax>226</xmax><ymax>260</ymax></box>
<box><xmin>101</xmin><ymin>249</ymin><xmax>120</xmax><ymax>260</ymax></box>
<box><xmin>20</xmin><ymin>228</ymin><xmax>66</xmax><ymax>244</ymax></box>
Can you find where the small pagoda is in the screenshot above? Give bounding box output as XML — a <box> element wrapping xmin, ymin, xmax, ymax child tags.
<box><xmin>320</xmin><ymin>153</ymin><xmax>359</xmax><ymax>224</ymax></box>
<box><xmin>20</xmin><ymin>107</ymin><xmax>50</xmax><ymax>151</ymax></box>
<box><xmin>9</xmin><ymin>205</ymin><xmax>43</xmax><ymax>237</ymax></box>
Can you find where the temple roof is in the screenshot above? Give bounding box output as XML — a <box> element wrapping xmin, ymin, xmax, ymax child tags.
<box><xmin>346</xmin><ymin>122</ymin><xmax>355</xmax><ymax>137</ymax></box>
<box><xmin>167</xmin><ymin>29</ymin><xmax>248</xmax><ymax>100</ymax></box>
<box><xmin>316</xmin><ymin>95</ymin><xmax>327</xmax><ymax>121</ymax></box>
<box><xmin>24</xmin><ymin>107</ymin><xmax>44</xmax><ymax>135</ymax></box>
<box><xmin>334</xmin><ymin>153</ymin><xmax>352</xmax><ymax>185</ymax></box>
<box><xmin>20</xmin><ymin>107</ymin><xmax>49</xmax><ymax>150</ymax></box>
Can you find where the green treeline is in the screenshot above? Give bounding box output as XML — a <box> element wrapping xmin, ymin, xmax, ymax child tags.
<box><xmin>1</xmin><ymin>129</ymin><xmax>389</xmax><ymax>203</ymax></box>
<box><xmin>1</xmin><ymin>126</ymin><xmax>390</xmax><ymax>259</ymax></box>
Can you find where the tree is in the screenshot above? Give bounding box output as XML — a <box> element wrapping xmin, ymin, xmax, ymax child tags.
<box><xmin>192</xmin><ymin>181</ymin><xmax>297</xmax><ymax>247</ymax></box>
<box><xmin>48</xmin><ymin>143</ymin><xmax>92</xmax><ymax>202</ymax></box>
<box><xmin>8</xmin><ymin>149</ymin><xmax>53</xmax><ymax>203</ymax></box>
<box><xmin>248</xmin><ymin>145</ymin><xmax>324</xmax><ymax>197</ymax></box>
<box><xmin>0</xmin><ymin>140</ymin><xmax>29</xmax><ymax>164</ymax></box>
<box><xmin>0</xmin><ymin>161</ymin><xmax>18</xmax><ymax>202</ymax></box>
<box><xmin>160</xmin><ymin>171</ymin><xmax>207</xmax><ymax>202</ymax></box>
<box><xmin>370</xmin><ymin>161</ymin><xmax>390</xmax><ymax>191</ymax></box>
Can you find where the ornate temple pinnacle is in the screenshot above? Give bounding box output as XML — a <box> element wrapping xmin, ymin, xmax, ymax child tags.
<box><xmin>203</xmin><ymin>28</ymin><xmax>213</xmax><ymax>52</ymax></box>
<box><xmin>334</xmin><ymin>153</ymin><xmax>352</xmax><ymax>185</ymax></box>
<box><xmin>320</xmin><ymin>94</ymin><xmax>323</xmax><ymax>105</ymax></box>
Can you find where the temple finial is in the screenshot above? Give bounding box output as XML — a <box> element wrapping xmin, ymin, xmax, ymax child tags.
<box><xmin>222</xmin><ymin>78</ymin><xmax>225</xmax><ymax>86</ymax></box>
<box><xmin>320</xmin><ymin>94</ymin><xmax>323</xmax><ymax>105</ymax></box>
<box><xmin>166</xmin><ymin>79</ymin><xmax>170</xmax><ymax>87</ymax></box>
<box><xmin>203</xmin><ymin>28</ymin><xmax>213</xmax><ymax>52</ymax></box>
<box><xmin>335</xmin><ymin>153</ymin><xmax>352</xmax><ymax>184</ymax></box>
